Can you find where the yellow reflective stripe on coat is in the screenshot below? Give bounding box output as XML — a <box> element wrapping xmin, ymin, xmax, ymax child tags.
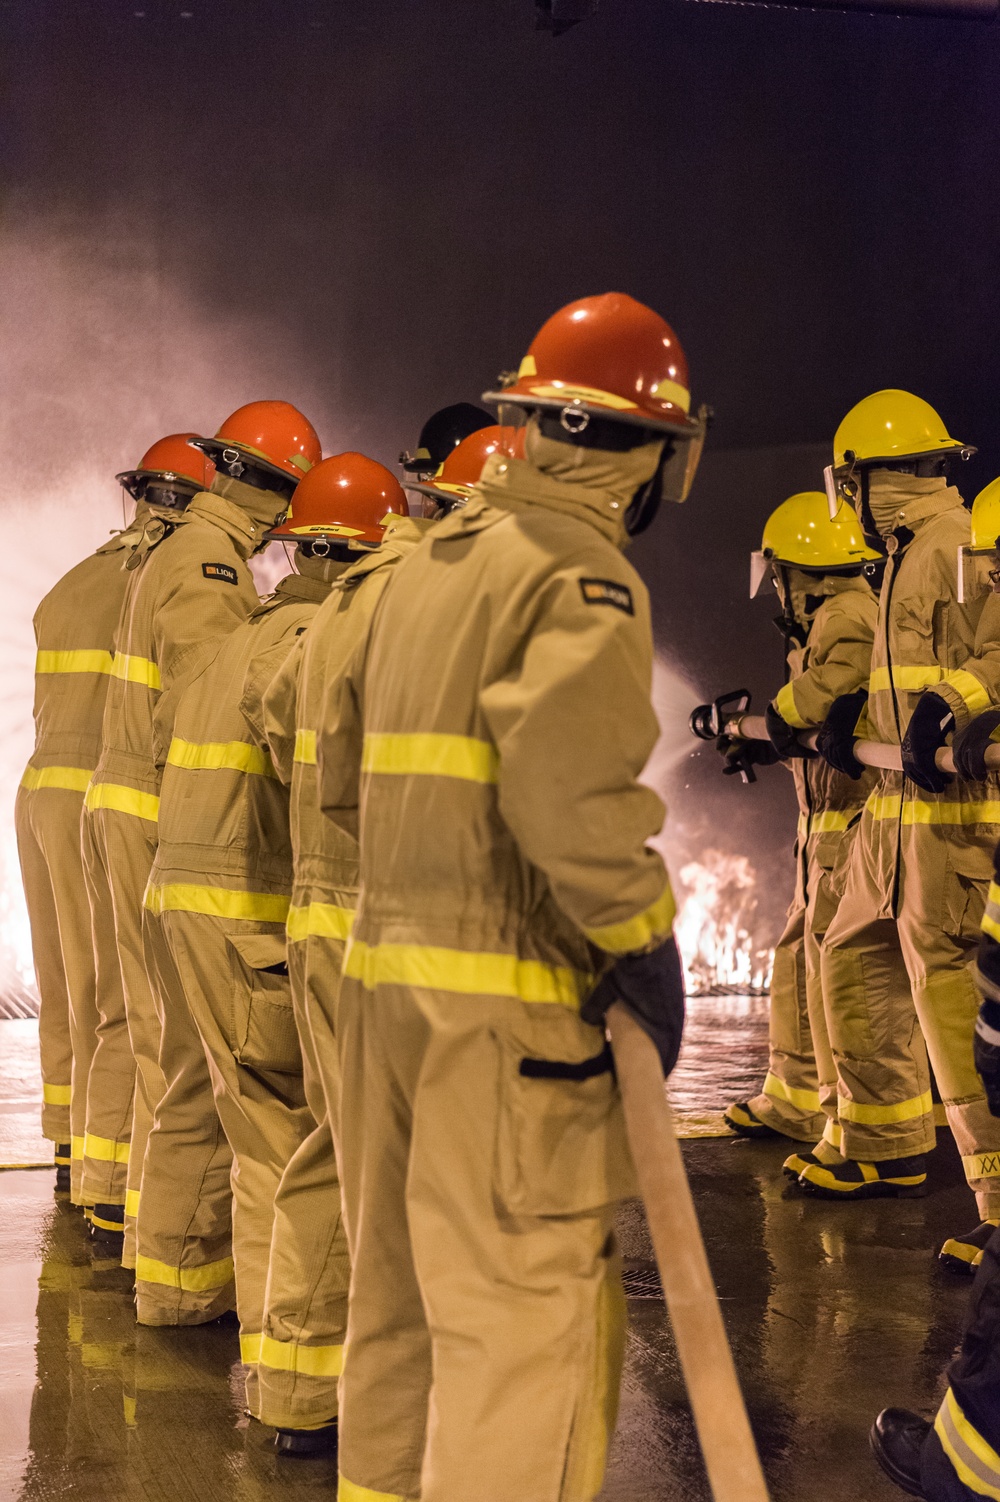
<box><xmin>111</xmin><ymin>652</ymin><xmax>161</xmax><ymax>689</ymax></box>
<box><xmin>166</xmin><ymin>738</ymin><xmax>276</xmax><ymax>778</ymax></box>
<box><xmin>294</xmin><ymin>728</ymin><xmax>317</xmax><ymax>765</ymax></box>
<box><xmin>144</xmin><ymin>882</ymin><xmax>290</xmax><ymax>923</ymax></box>
<box><xmin>773</xmin><ymin>681</ymin><xmax>809</xmax><ymax>731</ymax></box>
<box><xmin>983</xmin><ymin>883</ymin><xmax>1000</xmax><ymax>943</ymax></box>
<box><xmin>240</xmin><ymin>1332</ymin><xmax>344</xmax><ymax>1378</ymax></box>
<box><xmin>344</xmin><ymin>938</ymin><xmax>590</xmax><ymax>1010</ymax></box>
<box><xmin>286</xmin><ymin>901</ymin><xmax>356</xmax><ymax>944</ymax></box>
<box><xmin>338</xmin><ymin>1477</ymin><xmax>414</xmax><ymax>1502</ymax></box>
<box><xmin>361</xmin><ymin>732</ymin><xmax>500</xmax><ymax>784</ymax></box>
<box><xmin>838</xmin><ymin>1088</ymin><xmax>933</xmax><ymax>1125</ymax></box>
<box><xmin>584</xmin><ymin>884</ymin><xmax>676</xmax><ymax>955</ymax></box>
<box><xmin>797</xmin><ymin>809</ymin><xmax>856</xmax><ymax>840</ymax></box>
<box><xmin>135</xmin><ymin>1253</ymin><xmax>234</xmax><ymax>1294</ymax></box>
<box><xmin>84</xmin><ymin>782</ymin><xmax>160</xmax><ymax>822</ymax></box>
<box><xmin>866</xmin><ymin>791</ymin><xmax>1000</xmax><ymax>827</ymax></box>
<box><xmin>934</xmin><ymin>1387</ymin><xmax>1000</xmax><ymax>1501</ymax></box>
<box><xmin>762</xmin><ymin>1072</ymin><xmax>822</xmax><ymax>1113</ymax></box>
<box><xmin>83</xmin><ymin>1131</ymin><xmax>130</xmax><ymax>1164</ymax></box>
<box><xmin>943</xmin><ymin>668</ymin><xmax>993</xmax><ymax>716</ymax></box>
<box><xmin>35</xmin><ymin>648</ymin><xmax>115</xmax><ymax>676</ymax></box>
<box><xmin>42</xmin><ymin>1082</ymin><xmax>72</xmax><ymax>1106</ymax></box>
<box><xmin>20</xmin><ymin>766</ymin><xmax>94</xmax><ymax>793</ymax></box>
<box><xmin>962</xmin><ymin>1150</ymin><xmax>1000</xmax><ymax>1183</ymax></box>
<box><xmin>869</xmin><ymin>664</ymin><xmax>944</xmax><ymax>694</ymax></box>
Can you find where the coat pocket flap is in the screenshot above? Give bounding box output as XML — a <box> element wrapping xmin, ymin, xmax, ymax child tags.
<box><xmin>225</xmin><ymin>931</ymin><xmax>288</xmax><ymax>971</ymax></box>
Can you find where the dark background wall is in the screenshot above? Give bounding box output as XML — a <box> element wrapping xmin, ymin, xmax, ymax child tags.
<box><xmin>0</xmin><ymin>0</ymin><xmax>996</xmax><ymax>971</ymax></box>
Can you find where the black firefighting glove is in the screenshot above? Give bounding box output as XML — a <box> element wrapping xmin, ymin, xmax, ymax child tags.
<box><xmin>974</xmin><ymin>1000</ymin><xmax>1000</xmax><ymax>1118</ymax></box>
<box><xmin>582</xmin><ymin>936</ymin><xmax>686</xmax><ymax>1079</ymax></box>
<box><xmin>764</xmin><ymin>701</ymin><xmax>815</xmax><ymax>759</ymax></box>
<box><xmin>952</xmin><ymin>708</ymin><xmax>1000</xmax><ymax>783</ymax></box>
<box><xmin>815</xmin><ymin>690</ymin><xmax>869</xmax><ymax>780</ymax></box>
<box><xmin>715</xmin><ymin>734</ymin><xmax>780</xmax><ymax>779</ymax></box>
<box><xmin>900</xmin><ymin>691</ymin><xmax>955</xmax><ymax>794</ymax></box>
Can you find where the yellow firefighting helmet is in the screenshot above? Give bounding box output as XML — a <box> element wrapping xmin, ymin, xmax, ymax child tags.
<box><xmin>825</xmin><ymin>390</ymin><xmax>974</xmax><ymax>518</ymax></box>
<box><xmin>970</xmin><ymin>477</ymin><xmax>1000</xmax><ymax>553</ymax></box>
<box><xmin>750</xmin><ymin>490</ymin><xmax>880</xmax><ymax>597</ymax></box>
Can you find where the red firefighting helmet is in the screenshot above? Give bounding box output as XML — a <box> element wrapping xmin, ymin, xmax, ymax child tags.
<box><xmin>116</xmin><ymin>432</ymin><xmax>215</xmax><ymax>502</ymax></box>
<box><xmin>265</xmin><ymin>451</ymin><xmax>407</xmax><ymax>546</ymax></box>
<box><xmin>405</xmin><ymin>425</ymin><xmax>523</xmax><ymax>510</ymax></box>
<box><xmin>195</xmin><ymin>400</ymin><xmax>322</xmax><ymax>486</ymax></box>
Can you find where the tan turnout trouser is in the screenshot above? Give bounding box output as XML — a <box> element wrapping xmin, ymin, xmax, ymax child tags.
<box><xmin>155</xmin><ymin>908</ymin><xmax>308</xmax><ymax>1342</ymax></box>
<box><xmin>749</xmin><ymin>826</ymin><xmax>852</xmax><ymax>1144</ymax></box>
<box><xmin>135</xmin><ymin>907</ymin><xmax>235</xmax><ymax>1325</ymax></box>
<box><xmin>256</xmin><ymin>925</ymin><xmax>350</xmax><ymax>1430</ymax></box>
<box><xmin>822</xmin><ymin>790</ymin><xmax>1000</xmax><ymax>1217</ymax></box>
<box><xmin>335</xmin><ymin>977</ymin><xmax>632</xmax><ymax>1502</ymax></box>
<box><xmin>79</xmin><ymin>811</ymin><xmax>134</xmax><ymax>1214</ymax></box>
<box><xmin>15</xmin><ymin>783</ymin><xmax>95</xmax><ymax>1183</ymax></box>
<box><xmin>84</xmin><ymin>805</ymin><xmax>161</xmax><ymax>1263</ymax></box>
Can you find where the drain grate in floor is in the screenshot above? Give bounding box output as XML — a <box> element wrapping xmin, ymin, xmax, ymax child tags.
<box><xmin>621</xmin><ymin>1263</ymin><xmax>663</xmax><ymax>1299</ymax></box>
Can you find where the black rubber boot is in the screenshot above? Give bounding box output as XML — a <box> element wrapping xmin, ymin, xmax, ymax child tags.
<box><xmin>869</xmin><ymin>1408</ymin><xmax>929</xmax><ymax>1498</ymax></box>
<box><xmin>799</xmin><ymin>1154</ymin><xmax>927</xmax><ymax>1200</ymax></box>
<box><xmin>274</xmin><ymin>1420</ymin><xmax>338</xmax><ymax>1458</ymax></box>
<box><xmin>54</xmin><ymin>1144</ymin><xmax>71</xmax><ymax>1193</ymax></box>
<box><xmin>723</xmin><ymin>1102</ymin><xmax>783</xmax><ymax>1139</ymax></box>
<box><xmin>938</xmin><ymin>1220</ymin><xmax>1000</xmax><ymax>1275</ymax></box>
<box><xmin>89</xmin><ymin>1204</ymin><xmax>125</xmax><ymax>1253</ymax></box>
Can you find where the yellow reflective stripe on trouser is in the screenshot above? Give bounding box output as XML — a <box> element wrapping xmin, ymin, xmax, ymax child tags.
<box><xmin>144</xmin><ymin>883</ymin><xmax>290</xmax><ymax>922</ymax></box>
<box><xmin>83</xmin><ymin>1132</ymin><xmax>130</xmax><ymax>1164</ymax></box>
<box><xmin>773</xmin><ymin>681</ymin><xmax>809</xmax><ymax>731</ymax></box>
<box><xmin>240</xmin><ymin>1332</ymin><xmax>344</xmax><ymax>1378</ymax></box>
<box><xmin>286</xmin><ymin>901</ymin><xmax>356</xmax><ymax>943</ymax></box>
<box><xmin>983</xmin><ymin>882</ymin><xmax>1000</xmax><ymax>943</ymax></box>
<box><xmin>867</xmin><ymin>792</ymin><xmax>1000</xmax><ymax>827</ymax></box>
<box><xmin>84</xmin><ymin>782</ymin><xmax>160</xmax><ymax>822</ymax></box>
<box><xmin>166</xmin><ymin>738</ymin><xmax>275</xmax><ymax>777</ymax></box>
<box><xmin>71</xmin><ymin>1136</ymin><xmax>85</xmax><ymax>1161</ymax></box>
<box><xmin>135</xmin><ymin>1253</ymin><xmax>234</xmax><ymax>1293</ymax></box>
<box><xmin>35</xmin><ymin>648</ymin><xmax>115</xmax><ymax>676</ymax></box>
<box><xmin>42</xmin><ymin>1083</ymin><xmax>72</xmax><ymax>1106</ymax></box>
<box><xmin>838</xmin><ymin>1089</ymin><xmax>933</xmax><ymax>1125</ymax></box>
<box><xmin>869</xmin><ymin>664</ymin><xmax>944</xmax><ymax>694</ymax></box>
<box><xmin>943</xmin><ymin>668</ymin><xmax>993</xmax><ymax>717</ymax></box>
<box><xmin>763</xmin><ymin>1072</ymin><xmax>822</xmax><ymax>1113</ymax></box>
<box><xmin>111</xmin><ymin>652</ymin><xmax>161</xmax><ymax>689</ymax></box>
<box><xmin>584</xmin><ymin>883</ymin><xmax>676</xmax><ymax>955</ymax></box>
<box><xmin>20</xmin><ymin>766</ymin><xmax>94</xmax><ymax>793</ymax></box>
<box><xmin>963</xmin><ymin>1151</ymin><xmax>1000</xmax><ymax>1183</ymax></box>
<box><xmin>361</xmin><ymin>732</ymin><xmax>499</xmax><ymax>783</ymax></box>
<box><xmin>934</xmin><ymin>1387</ymin><xmax>1000</xmax><ymax>1501</ymax></box>
<box><xmin>125</xmin><ymin>1189</ymin><xmax>140</xmax><ymax>1219</ymax></box>
<box><xmin>344</xmin><ymin>939</ymin><xmax>590</xmax><ymax>1010</ymax></box>
<box><xmin>338</xmin><ymin>1478</ymin><xmax>413</xmax><ymax>1502</ymax></box>
<box><xmin>294</xmin><ymin>728</ymin><xmax>317</xmax><ymax>765</ymax></box>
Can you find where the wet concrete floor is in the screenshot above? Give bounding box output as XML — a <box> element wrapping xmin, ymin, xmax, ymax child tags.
<box><xmin>0</xmin><ymin>1007</ymin><xmax>979</xmax><ymax>1501</ymax></box>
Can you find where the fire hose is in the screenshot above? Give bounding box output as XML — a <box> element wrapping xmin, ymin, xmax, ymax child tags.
<box><xmin>689</xmin><ymin>691</ymin><xmax>1000</xmax><ymax>776</ymax></box>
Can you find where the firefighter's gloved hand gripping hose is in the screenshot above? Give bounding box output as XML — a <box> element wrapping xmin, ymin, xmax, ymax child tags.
<box><xmin>593</xmin><ymin>943</ymin><xmax>772</xmax><ymax>1501</ymax></box>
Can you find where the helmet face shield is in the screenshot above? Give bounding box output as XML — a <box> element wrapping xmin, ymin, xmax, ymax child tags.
<box><xmin>824</xmin><ymin>461</ymin><xmax>859</xmax><ymax>520</ymax></box>
<box><xmin>657</xmin><ymin>407</ymin><xmax>709</xmax><ymax>504</ymax></box>
<box><xmin>749</xmin><ymin>551</ymin><xmax>775</xmax><ymax>598</ymax></box>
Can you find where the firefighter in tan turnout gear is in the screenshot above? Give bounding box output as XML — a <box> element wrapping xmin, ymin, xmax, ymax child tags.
<box><xmin>253</xmin><ymin>431</ymin><xmax>502</xmax><ymax>1454</ymax></box>
<box><xmin>319</xmin><ymin>292</ymin><xmax>706</xmax><ymax>1502</ymax></box>
<box><xmin>809</xmin><ymin>390</ymin><xmax>1000</xmax><ymax>1271</ymax></box>
<box><xmin>143</xmin><ymin>452</ymin><xmax>405</xmax><ymax>1447</ymax></box>
<box><xmin>724</xmin><ymin>491</ymin><xmax>882</xmax><ymax>1165</ymax></box>
<box><xmin>83</xmin><ymin>400</ymin><xmax>319</xmax><ymax>1282</ymax></box>
<box><xmin>15</xmin><ymin>434</ymin><xmax>210</xmax><ymax>1205</ymax></box>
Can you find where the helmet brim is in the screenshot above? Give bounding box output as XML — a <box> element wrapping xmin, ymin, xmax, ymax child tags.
<box><xmin>193</xmin><ymin>436</ymin><xmax>309</xmax><ymax>486</ymax></box>
<box><xmin>482</xmin><ymin>384</ymin><xmax>702</xmax><ymax>439</ymax></box>
<box><xmin>836</xmin><ymin>440</ymin><xmax>973</xmax><ymax>471</ymax></box>
<box><xmin>116</xmin><ymin>468</ymin><xmax>205</xmax><ymax>494</ymax></box>
<box><xmin>263</xmin><ymin>521</ymin><xmax>383</xmax><ymax>545</ymax></box>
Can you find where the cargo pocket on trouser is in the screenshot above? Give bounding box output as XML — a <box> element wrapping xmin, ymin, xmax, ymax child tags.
<box><xmin>493</xmin><ymin>1009</ymin><xmax>636</xmax><ymax>1218</ymax></box>
<box><xmin>225</xmin><ymin>931</ymin><xmax>302</xmax><ymax>1076</ymax></box>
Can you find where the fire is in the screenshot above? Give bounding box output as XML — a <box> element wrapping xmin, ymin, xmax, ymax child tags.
<box><xmin>673</xmin><ymin>850</ymin><xmax>774</xmax><ymax>995</ymax></box>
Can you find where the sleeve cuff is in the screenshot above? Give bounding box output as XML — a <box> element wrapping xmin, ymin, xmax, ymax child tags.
<box><xmin>584</xmin><ymin>882</ymin><xmax>676</xmax><ymax>956</ymax></box>
<box><xmin>773</xmin><ymin>681</ymin><xmax>809</xmax><ymax>731</ymax></box>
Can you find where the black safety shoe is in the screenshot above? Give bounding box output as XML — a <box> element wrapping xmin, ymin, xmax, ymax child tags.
<box><xmin>275</xmin><ymin>1420</ymin><xmax>338</xmax><ymax>1458</ymax></box>
<box><xmin>723</xmin><ymin>1102</ymin><xmax>784</xmax><ymax>1139</ymax></box>
<box><xmin>869</xmin><ymin>1408</ymin><xmax>929</xmax><ymax>1497</ymax></box>
<box><xmin>938</xmin><ymin>1220</ymin><xmax>1000</xmax><ymax>1275</ymax></box>
<box><xmin>799</xmin><ymin>1154</ymin><xmax>927</xmax><ymax>1199</ymax></box>
<box><xmin>54</xmin><ymin>1144</ymin><xmax>71</xmax><ymax>1193</ymax></box>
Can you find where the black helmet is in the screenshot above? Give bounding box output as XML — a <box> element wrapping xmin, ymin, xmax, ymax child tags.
<box><xmin>400</xmin><ymin>403</ymin><xmax>493</xmax><ymax>476</ymax></box>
